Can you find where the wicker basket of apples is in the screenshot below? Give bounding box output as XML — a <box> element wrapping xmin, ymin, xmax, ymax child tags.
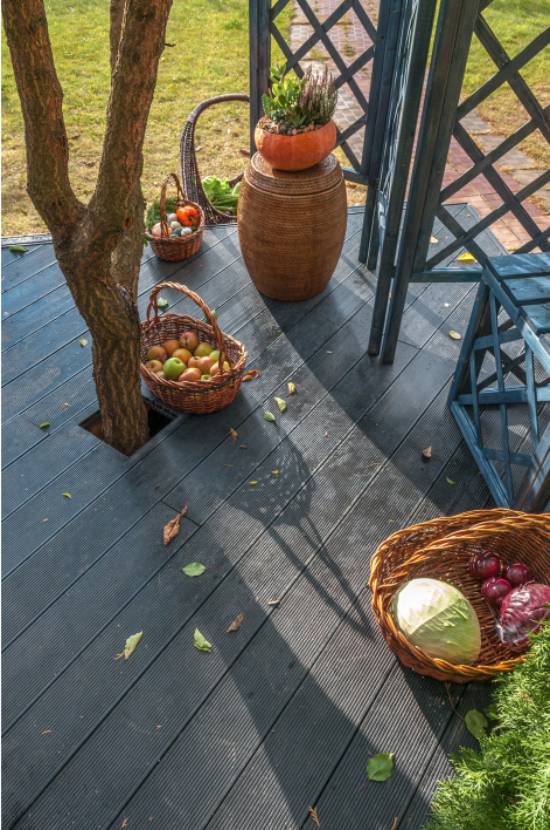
<box><xmin>145</xmin><ymin>173</ymin><xmax>204</xmax><ymax>262</ymax></box>
<box><xmin>140</xmin><ymin>281</ymin><xmax>256</xmax><ymax>414</ymax></box>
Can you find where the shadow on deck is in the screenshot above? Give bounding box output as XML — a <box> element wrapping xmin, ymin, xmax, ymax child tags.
<box><xmin>2</xmin><ymin>209</ymin><xmax>494</xmax><ymax>829</ymax></box>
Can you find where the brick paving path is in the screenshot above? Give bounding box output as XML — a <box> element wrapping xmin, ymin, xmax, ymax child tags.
<box><xmin>289</xmin><ymin>0</ymin><xmax>548</xmax><ymax>252</ymax></box>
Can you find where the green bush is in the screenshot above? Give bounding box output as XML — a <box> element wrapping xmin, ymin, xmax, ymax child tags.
<box><xmin>425</xmin><ymin>623</ymin><xmax>550</xmax><ymax>830</ymax></box>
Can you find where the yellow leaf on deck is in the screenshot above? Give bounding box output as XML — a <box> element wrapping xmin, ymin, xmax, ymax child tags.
<box><xmin>457</xmin><ymin>251</ymin><xmax>476</xmax><ymax>263</ymax></box>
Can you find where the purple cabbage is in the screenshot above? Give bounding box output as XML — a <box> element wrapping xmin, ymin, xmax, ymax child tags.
<box><xmin>497</xmin><ymin>583</ymin><xmax>550</xmax><ymax>648</ymax></box>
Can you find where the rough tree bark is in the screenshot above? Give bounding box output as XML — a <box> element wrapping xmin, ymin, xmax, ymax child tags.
<box><xmin>3</xmin><ymin>0</ymin><xmax>173</xmax><ymax>455</ymax></box>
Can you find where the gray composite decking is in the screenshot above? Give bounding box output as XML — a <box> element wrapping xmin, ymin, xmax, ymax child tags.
<box><xmin>2</xmin><ymin>207</ymin><xmax>500</xmax><ymax>829</ymax></box>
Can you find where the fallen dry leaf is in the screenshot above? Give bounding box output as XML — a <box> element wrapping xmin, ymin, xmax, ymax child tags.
<box><xmin>308</xmin><ymin>806</ymin><xmax>321</xmax><ymax>827</ymax></box>
<box><xmin>448</xmin><ymin>330</ymin><xmax>462</xmax><ymax>341</ymax></box>
<box><xmin>79</xmin><ymin>337</ymin><xmax>88</xmax><ymax>347</ymax></box>
<box><xmin>272</xmin><ymin>469</ymin><xmax>280</xmax><ymax>477</ymax></box>
<box><xmin>227</xmin><ymin>612</ymin><xmax>245</xmax><ymax>633</ymax></box>
<box><xmin>430</xmin><ymin>235</ymin><xmax>438</xmax><ymax>244</ymax></box>
<box><xmin>62</xmin><ymin>492</ymin><xmax>72</xmax><ymax>499</ymax></box>
<box><xmin>121</xmin><ymin>819</ymin><xmax>129</xmax><ymax>829</ymax></box>
<box><xmin>39</xmin><ymin>421</ymin><xmax>50</xmax><ymax>430</ymax></box>
<box><xmin>229</xmin><ymin>427</ymin><xmax>238</xmax><ymax>444</ymax></box>
<box><xmin>163</xmin><ymin>504</ymin><xmax>188</xmax><ymax>546</ymax></box>
<box><xmin>267</xmin><ymin>597</ymin><xmax>281</xmax><ymax>607</ymax></box>
<box><xmin>457</xmin><ymin>251</ymin><xmax>476</xmax><ymax>263</ymax></box>
<box><xmin>41</xmin><ymin>729</ymin><xmax>53</xmax><ymax>735</ymax></box>
<box><xmin>287</xmin><ymin>382</ymin><xmax>297</xmax><ymax>395</ymax></box>
<box><xmin>421</xmin><ymin>446</ymin><xmax>432</xmax><ymax>461</ymax></box>
<box><xmin>390</xmin><ymin>818</ymin><xmax>399</xmax><ymax>830</ymax></box>
<box><xmin>239</xmin><ymin>443</ymin><xmax>248</xmax><ymax>449</ymax></box>
<box><xmin>274</xmin><ymin>396</ymin><xmax>287</xmax><ymax>413</ymax></box>
<box><xmin>249</xmin><ymin>480</ymin><xmax>258</xmax><ymax>486</ymax></box>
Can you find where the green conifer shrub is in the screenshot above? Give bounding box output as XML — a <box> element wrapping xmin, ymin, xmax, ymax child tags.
<box><xmin>425</xmin><ymin>623</ymin><xmax>550</xmax><ymax>830</ymax></box>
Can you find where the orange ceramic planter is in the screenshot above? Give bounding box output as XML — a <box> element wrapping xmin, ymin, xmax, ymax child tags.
<box><xmin>254</xmin><ymin>120</ymin><xmax>337</xmax><ymax>171</ymax></box>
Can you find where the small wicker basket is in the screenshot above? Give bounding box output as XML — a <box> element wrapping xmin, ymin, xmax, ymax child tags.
<box><xmin>140</xmin><ymin>281</ymin><xmax>255</xmax><ymax>414</ymax></box>
<box><xmin>145</xmin><ymin>173</ymin><xmax>204</xmax><ymax>262</ymax></box>
<box><xmin>369</xmin><ymin>508</ymin><xmax>550</xmax><ymax>683</ymax></box>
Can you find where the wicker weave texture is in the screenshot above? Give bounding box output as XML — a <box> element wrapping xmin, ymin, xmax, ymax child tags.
<box><xmin>140</xmin><ymin>281</ymin><xmax>250</xmax><ymax>414</ymax></box>
<box><xmin>238</xmin><ymin>153</ymin><xmax>347</xmax><ymax>301</ymax></box>
<box><xmin>369</xmin><ymin>508</ymin><xmax>550</xmax><ymax>683</ymax></box>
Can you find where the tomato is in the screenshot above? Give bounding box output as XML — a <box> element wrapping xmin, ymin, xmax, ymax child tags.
<box><xmin>176</xmin><ymin>205</ymin><xmax>199</xmax><ymax>227</ymax></box>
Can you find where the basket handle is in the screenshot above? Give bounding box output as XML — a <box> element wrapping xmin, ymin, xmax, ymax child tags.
<box><xmin>146</xmin><ymin>280</ymin><xmax>230</xmax><ymax>370</ymax></box>
<box><xmin>158</xmin><ymin>173</ymin><xmax>188</xmax><ymax>238</ymax></box>
<box><xmin>180</xmin><ymin>94</ymin><xmax>249</xmax><ymax>224</ymax></box>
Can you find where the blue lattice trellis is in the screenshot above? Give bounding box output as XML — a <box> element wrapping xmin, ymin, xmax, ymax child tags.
<box><xmin>365</xmin><ymin>0</ymin><xmax>550</xmax><ymax>362</ymax></box>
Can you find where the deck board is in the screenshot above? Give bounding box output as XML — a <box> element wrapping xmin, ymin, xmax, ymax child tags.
<box><xmin>2</xmin><ymin>209</ymin><xmax>500</xmax><ymax>829</ymax></box>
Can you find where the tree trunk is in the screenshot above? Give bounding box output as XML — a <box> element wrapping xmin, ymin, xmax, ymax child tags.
<box><xmin>55</xmin><ymin>241</ymin><xmax>149</xmax><ymax>455</ymax></box>
<box><xmin>3</xmin><ymin>0</ymin><xmax>173</xmax><ymax>455</ymax></box>
<box><xmin>91</xmin><ymin>311</ymin><xmax>149</xmax><ymax>457</ymax></box>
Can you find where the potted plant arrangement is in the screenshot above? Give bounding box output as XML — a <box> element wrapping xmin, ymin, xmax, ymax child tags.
<box><xmin>255</xmin><ymin>64</ymin><xmax>338</xmax><ymax>171</ymax></box>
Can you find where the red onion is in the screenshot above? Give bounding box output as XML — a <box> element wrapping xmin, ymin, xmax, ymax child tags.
<box><xmin>481</xmin><ymin>576</ymin><xmax>512</xmax><ymax>607</ymax></box>
<box><xmin>497</xmin><ymin>583</ymin><xmax>550</xmax><ymax>648</ymax></box>
<box><xmin>504</xmin><ymin>562</ymin><xmax>532</xmax><ymax>587</ymax></box>
<box><xmin>470</xmin><ymin>554</ymin><xmax>502</xmax><ymax>581</ymax></box>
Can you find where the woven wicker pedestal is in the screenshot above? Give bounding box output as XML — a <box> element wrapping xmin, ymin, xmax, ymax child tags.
<box><xmin>237</xmin><ymin>152</ymin><xmax>347</xmax><ymax>301</ymax></box>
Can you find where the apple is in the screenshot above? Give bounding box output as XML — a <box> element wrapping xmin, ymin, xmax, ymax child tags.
<box><xmin>179</xmin><ymin>367</ymin><xmax>201</xmax><ymax>382</ymax></box>
<box><xmin>201</xmin><ymin>374</ymin><xmax>212</xmax><ymax>381</ymax></box>
<box><xmin>172</xmin><ymin>348</ymin><xmax>192</xmax><ymax>364</ymax></box>
<box><xmin>195</xmin><ymin>355</ymin><xmax>216</xmax><ymax>373</ymax></box>
<box><xmin>188</xmin><ymin>356</ymin><xmax>201</xmax><ymax>369</ymax></box>
<box><xmin>179</xmin><ymin>330</ymin><xmax>199</xmax><ymax>352</ymax></box>
<box><xmin>210</xmin><ymin>360</ymin><xmax>231</xmax><ymax>377</ymax></box>
<box><xmin>162</xmin><ymin>339</ymin><xmax>181</xmax><ymax>357</ymax></box>
<box><xmin>145</xmin><ymin>359</ymin><xmax>164</xmax><ymax>374</ymax></box>
<box><xmin>209</xmin><ymin>350</ymin><xmax>221</xmax><ymax>363</ymax></box>
<box><xmin>163</xmin><ymin>357</ymin><xmax>185</xmax><ymax>380</ymax></box>
<box><xmin>146</xmin><ymin>345</ymin><xmax>167</xmax><ymax>363</ymax></box>
<box><xmin>194</xmin><ymin>341</ymin><xmax>213</xmax><ymax>358</ymax></box>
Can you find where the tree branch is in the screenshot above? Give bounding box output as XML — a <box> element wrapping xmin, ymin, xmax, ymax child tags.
<box><xmin>90</xmin><ymin>0</ymin><xmax>172</xmax><ymax>238</ymax></box>
<box><xmin>109</xmin><ymin>0</ymin><xmax>126</xmax><ymax>76</ymax></box>
<box><xmin>2</xmin><ymin>0</ymin><xmax>82</xmax><ymax>235</ymax></box>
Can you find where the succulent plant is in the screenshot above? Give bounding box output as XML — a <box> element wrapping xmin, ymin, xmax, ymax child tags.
<box><xmin>261</xmin><ymin>64</ymin><xmax>337</xmax><ymax>133</ymax></box>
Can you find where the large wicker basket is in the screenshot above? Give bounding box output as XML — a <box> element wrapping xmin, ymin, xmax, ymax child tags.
<box><xmin>180</xmin><ymin>93</ymin><xmax>249</xmax><ymax>225</ymax></box>
<box><xmin>145</xmin><ymin>173</ymin><xmax>204</xmax><ymax>262</ymax></box>
<box><xmin>140</xmin><ymin>281</ymin><xmax>254</xmax><ymax>414</ymax></box>
<box><xmin>369</xmin><ymin>508</ymin><xmax>550</xmax><ymax>683</ymax></box>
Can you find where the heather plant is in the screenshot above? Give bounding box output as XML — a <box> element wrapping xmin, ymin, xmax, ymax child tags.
<box><xmin>261</xmin><ymin>64</ymin><xmax>337</xmax><ymax>133</ymax></box>
<box><xmin>424</xmin><ymin>622</ymin><xmax>550</xmax><ymax>830</ymax></box>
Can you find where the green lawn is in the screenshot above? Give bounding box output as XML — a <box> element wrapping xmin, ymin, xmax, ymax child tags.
<box><xmin>2</xmin><ymin>0</ymin><xmax>265</xmax><ymax>235</ymax></box>
<box><xmin>463</xmin><ymin>0</ymin><xmax>549</xmax><ymax>169</ymax></box>
<box><xmin>2</xmin><ymin>0</ymin><xmax>548</xmax><ymax>235</ymax></box>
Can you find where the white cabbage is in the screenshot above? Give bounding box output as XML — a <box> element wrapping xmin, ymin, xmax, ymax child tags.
<box><xmin>391</xmin><ymin>578</ymin><xmax>481</xmax><ymax>664</ymax></box>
